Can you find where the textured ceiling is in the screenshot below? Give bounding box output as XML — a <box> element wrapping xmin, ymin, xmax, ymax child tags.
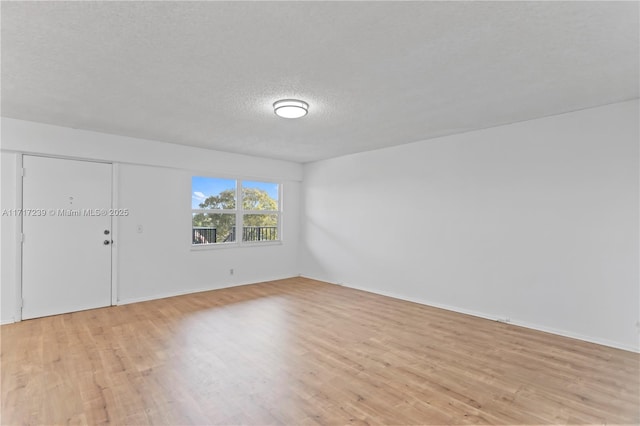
<box><xmin>2</xmin><ymin>1</ymin><xmax>638</xmax><ymax>163</ymax></box>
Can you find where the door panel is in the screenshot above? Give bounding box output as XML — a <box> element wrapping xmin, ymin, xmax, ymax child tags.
<box><xmin>22</xmin><ymin>156</ymin><xmax>112</xmax><ymax>319</ymax></box>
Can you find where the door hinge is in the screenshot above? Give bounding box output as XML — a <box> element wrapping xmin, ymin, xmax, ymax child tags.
<box><xmin>21</xmin><ymin>167</ymin><xmax>26</xmax><ymax>177</ymax></box>
<box><xmin>21</xmin><ymin>233</ymin><xmax>25</xmax><ymax>244</ymax></box>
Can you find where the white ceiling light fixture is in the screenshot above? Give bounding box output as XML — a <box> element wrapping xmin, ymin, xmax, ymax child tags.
<box><xmin>273</xmin><ymin>99</ymin><xmax>309</xmax><ymax>119</ymax></box>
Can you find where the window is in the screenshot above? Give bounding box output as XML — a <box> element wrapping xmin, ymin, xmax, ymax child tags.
<box><xmin>192</xmin><ymin>177</ymin><xmax>280</xmax><ymax>246</ymax></box>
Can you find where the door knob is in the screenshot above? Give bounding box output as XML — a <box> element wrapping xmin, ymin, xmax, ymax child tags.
<box><xmin>103</xmin><ymin>240</ymin><xmax>110</xmax><ymax>245</ymax></box>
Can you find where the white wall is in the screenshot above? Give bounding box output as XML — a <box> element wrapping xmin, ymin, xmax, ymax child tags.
<box><xmin>1</xmin><ymin>118</ymin><xmax>302</xmax><ymax>322</ymax></box>
<box><xmin>301</xmin><ymin>100</ymin><xmax>640</xmax><ymax>352</ymax></box>
<box><xmin>116</xmin><ymin>164</ymin><xmax>300</xmax><ymax>303</ymax></box>
<box><xmin>1</xmin><ymin>118</ymin><xmax>302</xmax><ymax>181</ymax></box>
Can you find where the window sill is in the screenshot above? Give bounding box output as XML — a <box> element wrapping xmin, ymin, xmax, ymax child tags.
<box><xmin>190</xmin><ymin>240</ymin><xmax>283</xmax><ymax>251</ymax></box>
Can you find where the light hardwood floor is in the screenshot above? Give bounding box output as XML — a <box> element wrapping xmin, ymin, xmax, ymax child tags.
<box><xmin>1</xmin><ymin>277</ymin><xmax>638</xmax><ymax>425</ymax></box>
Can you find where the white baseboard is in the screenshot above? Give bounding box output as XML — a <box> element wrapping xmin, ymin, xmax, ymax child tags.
<box><xmin>1</xmin><ymin>318</ymin><xmax>15</xmax><ymax>325</ymax></box>
<box><xmin>299</xmin><ymin>275</ymin><xmax>639</xmax><ymax>354</ymax></box>
<box><xmin>116</xmin><ymin>275</ymin><xmax>297</xmax><ymax>306</ymax></box>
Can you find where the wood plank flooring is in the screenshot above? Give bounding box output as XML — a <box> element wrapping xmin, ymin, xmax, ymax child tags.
<box><xmin>1</xmin><ymin>277</ymin><xmax>638</xmax><ymax>425</ymax></box>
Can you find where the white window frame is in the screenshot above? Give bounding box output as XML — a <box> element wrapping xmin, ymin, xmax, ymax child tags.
<box><xmin>191</xmin><ymin>176</ymin><xmax>282</xmax><ymax>249</ymax></box>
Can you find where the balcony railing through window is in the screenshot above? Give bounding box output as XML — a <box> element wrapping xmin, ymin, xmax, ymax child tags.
<box><xmin>192</xmin><ymin>226</ymin><xmax>278</xmax><ymax>244</ymax></box>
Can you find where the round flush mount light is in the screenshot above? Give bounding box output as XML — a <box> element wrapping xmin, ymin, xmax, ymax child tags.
<box><xmin>273</xmin><ymin>99</ymin><xmax>309</xmax><ymax>119</ymax></box>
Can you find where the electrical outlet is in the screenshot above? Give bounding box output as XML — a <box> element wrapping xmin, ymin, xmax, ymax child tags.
<box><xmin>230</xmin><ymin>268</ymin><xmax>234</xmax><ymax>276</ymax></box>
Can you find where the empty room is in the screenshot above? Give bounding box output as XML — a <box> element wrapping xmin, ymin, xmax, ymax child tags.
<box><xmin>1</xmin><ymin>1</ymin><xmax>638</xmax><ymax>425</ymax></box>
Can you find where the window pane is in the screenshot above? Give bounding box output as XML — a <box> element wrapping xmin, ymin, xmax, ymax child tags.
<box><xmin>242</xmin><ymin>181</ymin><xmax>279</xmax><ymax>211</ymax></box>
<box><xmin>192</xmin><ymin>213</ymin><xmax>236</xmax><ymax>244</ymax></box>
<box><xmin>192</xmin><ymin>177</ymin><xmax>236</xmax><ymax>209</ymax></box>
<box><xmin>243</xmin><ymin>214</ymin><xmax>278</xmax><ymax>242</ymax></box>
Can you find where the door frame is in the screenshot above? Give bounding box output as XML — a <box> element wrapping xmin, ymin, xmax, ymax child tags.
<box><xmin>16</xmin><ymin>153</ymin><xmax>119</xmax><ymax>321</ymax></box>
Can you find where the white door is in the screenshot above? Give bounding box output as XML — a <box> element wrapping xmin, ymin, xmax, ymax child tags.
<box><xmin>22</xmin><ymin>155</ymin><xmax>113</xmax><ymax>319</ymax></box>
